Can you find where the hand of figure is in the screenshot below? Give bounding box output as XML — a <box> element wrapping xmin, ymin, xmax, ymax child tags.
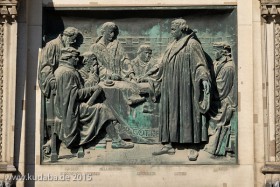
<box><xmin>50</xmin><ymin>80</ymin><xmax>57</xmax><ymax>90</ymax></box>
<box><xmin>202</xmin><ymin>80</ymin><xmax>210</xmax><ymax>94</ymax></box>
<box><xmin>111</xmin><ymin>73</ymin><xmax>122</xmax><ymax>81</ymax></box>
<box><xmin>129</xmin><ymin>73</ymin><xmax>136</xmax><ymax>81</ymax></box>
<box><xmin>137</xmin><ymin>76</ymin><xmax>148</xmax><ymax>83</ymax></box>
<box><xmin>90</xmin><ymin>65</ymin><xmax>98</xmax><ymax>74</ymax></box>
<box><xmin>92</xmin><ymin>85</ymin><xmax>102</xmax><ymax>92</ymax></box>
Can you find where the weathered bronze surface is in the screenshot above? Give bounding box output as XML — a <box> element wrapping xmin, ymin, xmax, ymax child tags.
<box><xmin>39</xmin><ymin>6</ymin><xmax>237</xmax><ymax>164</ymax></box>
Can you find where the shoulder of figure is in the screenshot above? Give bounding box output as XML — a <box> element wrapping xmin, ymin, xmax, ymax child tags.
<box><xmin>188</xmin><ymin>37</ymin><xmax>201</xmax><ymax>46</ymax></box>
<box><xmin>223</xmin><ymin>60</ymin><xmax>235</xmax><ymax>70</ymax></box>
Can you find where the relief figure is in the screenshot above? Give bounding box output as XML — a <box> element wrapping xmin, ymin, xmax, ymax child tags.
<box><xmin>78</xmin><ymin>51</ymin><xmax>100</xmax><ymax>87</ymax></box>
<box><xmin>38</xmin><ymin>27</ymin><xmax>80</xmax><ymax>159</ymax></box>
<box><xmin>130</xmin><ymin>44</ymin><xmax>161</xmax><ymax>102</ymax></box>
<box><xmin>152</xmin><ymin>19</ymin><xmax>211</xmax><ymax>161</ymax></box>
<box><xmin>204</xmin><ymin>42</ymin><xmax>237</xmax><ymax>156</ymax></box>
<box><xmin>39</xmin><ymin>12</ymin><xmax>238</xmax><ymax>164</ymax></box>
<box><xmin>38</xmin><ymin>27</ymin><xmax>79</xmax><ymax>98</ymax></box>
<box><xmin>90</xmin><ymin>22</ymin><xmax>131</xmax><ymax>81</ymax></box>
<box><xmin>53</xmin><ymin>47</ymin><xmax>134</xmax><ymax>156</ymax></box>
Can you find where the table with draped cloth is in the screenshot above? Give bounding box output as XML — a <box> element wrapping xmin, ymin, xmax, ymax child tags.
<box><xmin>99</xmin><ymin>80</ymin><xmax>160</xmax><ymax>143</ymax></box>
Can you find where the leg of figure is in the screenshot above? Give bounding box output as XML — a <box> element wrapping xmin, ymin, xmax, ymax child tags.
<box><xmin>187</xmin><ymin>145</ymin><xmax>199</xmax><ymax>161</ymax></box>
<box><xmin>77</xmin><ymin>146</ymin><xmax>84</xmax><ymax>158</ymax></box>
<box><xmin>152</xmin><ymin>142</ymin><xmax>175</xmax><ymax>156</ymax></box>
<box><xmin>106</xmin><ymin>121</ymin><xmax>134</xmax><ymax>149</ymax></box>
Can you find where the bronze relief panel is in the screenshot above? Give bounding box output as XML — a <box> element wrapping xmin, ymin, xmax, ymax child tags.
<box><xmin>39</xmin><ymin>6</ymin><xmax>238</xmax><ymax>164</ymax></box>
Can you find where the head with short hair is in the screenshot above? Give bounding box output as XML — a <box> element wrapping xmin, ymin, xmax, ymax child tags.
<box><xmin>137</xmin><ymin>45</ymin><xmax>152</xmax><ymax>63</ymax></box>
<box><xmin>170</xmin><ymin>19</ymin><xmax>189</xmax><ymax>40</ymax></box>
<box><xmin>100</xmin><ymin>22</ymin><xmax>119</xmax><ymax>36</ymax></box>
<box><xmin>171</xmin><ymin>19</ymin><xmax>189</xmax><ymax>33</ymax></box>
<box><xmin>62</xmin><ymin>27</ymin><xmax>79</xmax><ymax>47</ymax></box>
<box><xmin>137</xmin><ymin>44</ymin><xmax>152</xmax><ymax>55</ymax></box>
<box><xmin>100</xmin><ymin>22</ymin><xmax>119</xmax><ymax>42</ymax></box>
<box><xmin>63</xmin><ymin>27</ymin><xmax>79</xmax><ymax>37</ymax></box>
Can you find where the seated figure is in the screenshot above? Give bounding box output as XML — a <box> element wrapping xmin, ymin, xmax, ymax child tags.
<box><xmin>53</xmin><ymin>47</ymin><xmax>134</xmax><ymax>157</ymax></box>
<box><xmin>78</xmin><ymin>51</ymin><xmax>100</xmax><ymax>87</ymax></box>
<box><xmin>130</xmin><ymin>45</ymin><xmax>159</xmax><ymax>83</ymax></box>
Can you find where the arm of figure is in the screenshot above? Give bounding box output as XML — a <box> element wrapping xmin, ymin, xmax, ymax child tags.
<box><xmin>122</xmin><ymin>59</ymin><xmax>135</xmax><ymax>79</ymax></box>
<box><xmin>137</xmin><ymin>76</ymin><xmax>149</xmax><ymax>83</ymax></box>
<box><xmin>77</xmin><ymin>85</ymin><xmax>102</xmax><ymax>101</ymax></box>
<box><xmin>145</xmin><ymin>65</ymin><xmax>159</xmax><ymax>76</ymax></box>
<box><xmin>39</xmin><ymin>43</ymin><xmax>59</xmax><ymax>97</ymax></box>
<box><xmin>216</xmin><ymin>67</ymin><xmax>234</xmax><ymax>100</ymax></box>
<box><xmin>189</xmin><ymin>39</ymin><xmax>211</xmax><ymax>85</ymax></box>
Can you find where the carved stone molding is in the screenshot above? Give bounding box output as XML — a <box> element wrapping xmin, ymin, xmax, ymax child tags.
<box><xmin>260</xmin><ymin>0</ymin><xmax>280</xmax><ymax>20</ymax></box>
<box><xmin>261</xmin><ymin>0</ymin><xmax>280</xmax><ymax>3</ymax></box>
<box><xmin>0</xmin><ymin>0</ymin><xmax>18</xmax><ymax>21</ymax></box>
<box><xmin>275</xmin><ymin>23</ymin><xmax>280</xmax><ymax>161</ymax></box>
<box><xmin>0</xmin><ymin>24</ymin><xmax>3</xmax><ymax>162</ymax></box>
<box><xmin>0</xmin><ymin>3</ymin><xmax>17</xmax><ymax>174</ymax></box>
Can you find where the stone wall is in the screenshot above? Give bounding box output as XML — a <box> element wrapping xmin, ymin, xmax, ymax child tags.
<box><xmin>13</xmin><ymin>0</ymin><xmax>265</xmax><ymax>186</ymax></box>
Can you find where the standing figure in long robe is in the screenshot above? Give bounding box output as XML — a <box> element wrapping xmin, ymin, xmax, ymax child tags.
<box><xmin>54</xmin><ymin>47</ymin><xmax>134</xmax><ymax>154</ymax></box>
<box><xmin>38</xmin><ymin>27</ymin><xmax>79</xmax><ymax>153</ymax></box>
<box><xmin>152</xmin><ymin>19</ymin><xmax>211</xmax><ymax>161</ymax></box>
<box><xmin>38</xmin><ymin>27</ymin><xmax>79</xmax><ymax>97</ymax></box>
<box><xmin>90</xmin><ymin>22</ymin><xmax>131</xmax><ymax>80</ymax></box>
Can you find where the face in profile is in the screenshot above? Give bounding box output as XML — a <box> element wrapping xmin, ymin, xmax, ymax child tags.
<box><xmin>214</xmin><ymin>49</ymin><xmax>223</xmax><ymax>61</ymax></box>
<box><xmin>171</xmin><ymin>24</ymin><xmax>183</xmax><ymax>41</ymax></box>
<box><xmin>139</xmin><ymin>50</ymin><xmax>152</xmax><ymax>63</ymax></box>
<box><xmin>69</xmin><ymin>55</ymin><xmax>79</xmax><ymax>66</ymax></box>
<box><xmin>104</xmin><ymin>27</ymin><xmax>117</xmax><ymax>42</ymax></box>
<box><xmin>87</xmin><ymin>55</ymin><xmax>98</xmax><ymax>72</ymax></box>
<box><xmin>64</xmin><ymin>35</ymin><xmax>77</xmax><ymax>47</ymax></box>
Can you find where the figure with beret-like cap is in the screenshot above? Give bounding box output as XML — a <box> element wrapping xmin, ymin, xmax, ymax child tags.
<box><xmin>53</xmin><ymin>47</ymin><xmax>134</xmax><ymax>156</ymax></box>
<box><xmin>204</xmin><ymin>42</ymin><xmax>237</xmax><ymax>156</ymax></box>
<box><xmin>38</xmin><ymin>27</ymin><xmax>80</xmax><ymax>157</ymax></box>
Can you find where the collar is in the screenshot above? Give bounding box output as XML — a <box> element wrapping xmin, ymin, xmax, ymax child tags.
<box><xmin>164</xmin><ymin>32</ymin><xmax>195</xmax><ymax>62</ymax></box>
<box><xmin>59</xmin><ymin>60</ymin><xmax>75</xmax><ymax>70</ymax></box>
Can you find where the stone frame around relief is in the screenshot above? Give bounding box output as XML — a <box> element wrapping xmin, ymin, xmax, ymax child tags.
<box><xmin>39</xmin><ymin>5</ymin><xmax>238</xmax><ymax>165</ymax></box>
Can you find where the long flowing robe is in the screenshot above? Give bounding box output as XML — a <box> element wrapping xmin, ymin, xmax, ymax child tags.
<box><xmin>38</xmin><ymin>35</ymin><xmax>64</xmax><ymax>98</ymax></box>
<box><xmin>90</xmin><ymin>39</ymin><xmax>129</xmax><ymax>79</ymax></box>
<box><xmin>159</xmin><ymin>33</ymin><xmax>211</xmax><ymax>144</ymax></box>
<box><xmin>54</xmin><ymin>61</ymin><xmax>116</xmax><ymax>148</ymax></box>
<box><xmin>38</xmin><ymin>35</ymin><xmax>65</xmax><ymax>141</ymax></box>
